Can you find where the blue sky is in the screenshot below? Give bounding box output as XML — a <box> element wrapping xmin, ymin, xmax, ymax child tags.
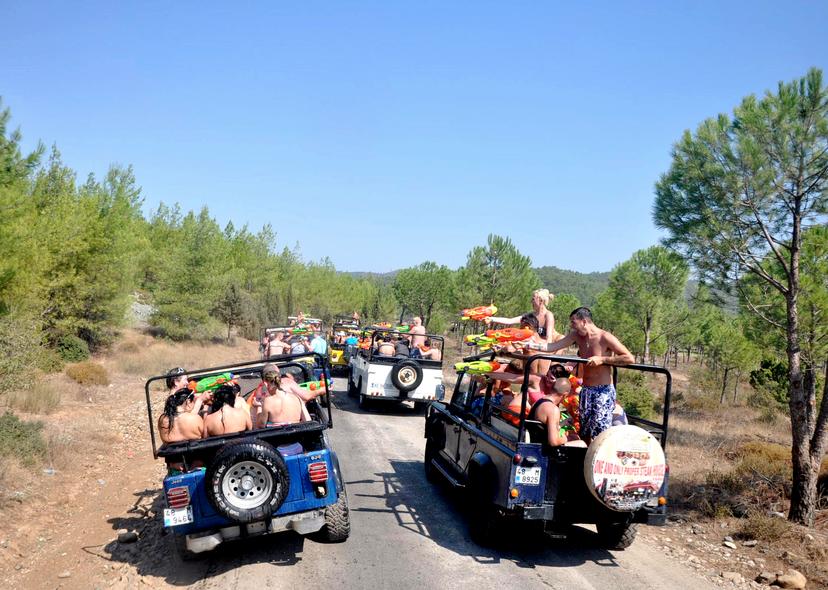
<box><xmin>1</xmin><ymin>1</ymin><xmax>826</xmax><ymax>272</ymax></box>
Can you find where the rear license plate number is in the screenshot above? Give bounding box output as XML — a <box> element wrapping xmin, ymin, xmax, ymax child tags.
<box><xmin>163</xmin><ymin>506</ymin><xmax>194</xmax><ymax>527</ymax></box>
<box><xmin>515</xmin><ymin>466</ymin><xmax>541</xmax><ymax>485</ymax></box>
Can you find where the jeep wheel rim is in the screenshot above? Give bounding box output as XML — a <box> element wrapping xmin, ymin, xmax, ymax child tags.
<box><xmin>221</xmin><ymin>461</ymin><xmax>274</xmax><ymax>510</ymax></box>
<box><xmin>399</xmin><ymin>367</ymin><xmax>417</xmax><ymax>385</ymax></box>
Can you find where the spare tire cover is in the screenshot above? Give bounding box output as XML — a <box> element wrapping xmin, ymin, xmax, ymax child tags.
<box><xmin>390</xmin><ymin>360</ymin><xmax>423</xmax><ymax>392</ymax></box>
<box><xmin>583</xmin><ymin>425</ymin><xmax>666</xmax><ymax>512</ymax></box>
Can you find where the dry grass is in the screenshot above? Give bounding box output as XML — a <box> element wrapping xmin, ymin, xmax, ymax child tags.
<box><xmin>6</xmin><ymin>381</ymin><xmax>61</xmax><ymax>415</ymax></box>
<box><xmin>112</xmin><ymin>329</ymin><xmax>258</xmax><ymax>378</ymax></box>
<box><xmin>736</xmin><ymin>513</ymin><xmax>793</xmax><ymax>541</ymax></box>
<box><xmin>65</xmin><ymin>361</ymin><xmax>110</xmax><ymax>386</ymax></box>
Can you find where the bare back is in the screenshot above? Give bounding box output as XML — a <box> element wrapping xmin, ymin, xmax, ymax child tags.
<box><xmin>203</xmin><ymin>406</ymin><xmax>252</xmax><ymax>437</ymax></box>
<box><xmin>258</xmin><ymin>391</ymin><xmax>305</xmax><ymax>427</ymax></box>
<box><xmin>409</xmin><ymin>325</ymin><xmax>426</xmax><ymax>349</ymax></box>
<box><xmin>158</xmin><ymin>412</ymin><xmax>204</xmax><ymax>443</ymax></box>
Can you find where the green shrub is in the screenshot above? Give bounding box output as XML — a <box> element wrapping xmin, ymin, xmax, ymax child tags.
<box><xmin>616</xmin><ymin>382</ymin><xmax>655</xmax><ymax>419</ymax></box>
<box><xmin>65</xmin><ymin>361</ymin><xmax>109</xmax><ymax>386</ymax></box>
<box><xmin>57</xmin><ymin>334</ymin><xmax>90</xmax><ymax>362</ymax></box>
<box><xmin>37</xmin><ymin>348</ymin><xmax>65</xmax><ymax>373</ymax></box>
<box><xmin>0</xmin><ymin>412</ymin><xmax>46</xmax><ymax>465</ymax></box>
<box><xmin>0</xmin><ymin>314</ymin><xmax>45</xmax><ymax>394</ymax></box>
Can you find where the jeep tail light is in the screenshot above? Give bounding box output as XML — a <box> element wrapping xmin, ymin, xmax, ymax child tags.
<box><xmin>308</xmin><ymin>462</ymin><xmax>328</xmax><ymax>483</ymax></box>
<box><xmin>166</xmin><ymin>486</ymin><xmax>190</xmax><ymax>509</ymax></box>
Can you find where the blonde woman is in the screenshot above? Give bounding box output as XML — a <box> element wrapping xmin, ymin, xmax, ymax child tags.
<box><xmin>485</xmin><ymin>288</ymin><xmax>561</xmax><ymax>344</ymax></box>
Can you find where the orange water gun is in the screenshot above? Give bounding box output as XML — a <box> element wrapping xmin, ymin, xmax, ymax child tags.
<box><xmin>562</xmin><ymin>392</ymin><xmax>580</xmax><ymax>434</ymax></box>
<box><xmin>461</xmin><ymin>305</ymin><xmax>498</xmax><ymax>321</ymax></box>
<box><xmin>568</xmin><ymin>375</ymin><xmax>582</xmax><ymax>394</ymax></box>
<box><xmin>484</xmin><ymin>328</ymin><xmax>534</xmax><ymax>343</ymax></box>
<box><xmin>299</xmin><ymin>379</ymin><xmax>333</xmax><ymax>392</ymax></box>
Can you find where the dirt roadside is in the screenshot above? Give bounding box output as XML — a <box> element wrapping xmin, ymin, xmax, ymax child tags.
<box><xmin>0</xmin><ymin>334</ymin><xmax>259</xmax><ymax>589</ymax></box>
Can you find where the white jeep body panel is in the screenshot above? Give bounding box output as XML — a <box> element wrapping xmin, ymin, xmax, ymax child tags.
<box><xmin>349</xmin><ymin>353</ymin><xmax>444</xmax><ymax>402</ymax></box>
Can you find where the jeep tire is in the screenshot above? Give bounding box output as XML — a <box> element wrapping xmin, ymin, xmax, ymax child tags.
<box><xmin>206</xmin><ymin>439</ymin><xmax>290</xmax><ymax>523</ymax></box>
<box><xmin>596</xmin><ymin>521</ymin><xmax>638</xmax><ymax>549</ymax></box>
<box><xmin>390</xmin><ymin>360</ymin><xmax>423</xmax><ymax>392</ymax></box>
<box><xmin>313</xmin><ymin>491</ymin><xmax>351</xmax><ymax>543</ymax></box>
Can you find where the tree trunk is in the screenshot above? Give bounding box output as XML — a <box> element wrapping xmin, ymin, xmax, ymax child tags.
<box><xmin>786</xmin><ymin>208</ymin><xmax>817</xmax><ymax>526</ymax></box>
<box><xmin>732</xmin><ymin>370</ymin><xmax>740</xmax><ymax>403</ymax></box>
<box><xmin>720</xmin><ymin>367</ymin><xmax>730</xmax><ymax>404</ymax></box>
<box><xmin>643</xmin><ymin>314</ymin><xmax>652</xmax><ymax>362</ymax></box>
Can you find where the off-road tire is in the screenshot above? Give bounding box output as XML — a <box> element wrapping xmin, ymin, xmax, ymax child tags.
<box><xmin>390</xmin><ymin>360</ymin><xmax>423</xmax><ymax>392</ymax></box>
<box><xmin>466</xmin><ymin>470</ymin><xmax>502</xmax><ymax>546</ymax></box>
<box><xmin>596</xmin><ymin>521</ymin><xmax>638</xmax><ymax>550</ymax></box>
<box><xmin>206</xmin><ymin>439</ymin><xmax>290</xmax><ymax>523</ymax></box>
<box><xmin>423</xmin><ymin>437</ymin><xmax>440</xmax><ymax>483</ymax></box>
<box><xmin>313</xmin><ymin>491</ymin><xmax>351</xmax><ymax>543</ymax></box>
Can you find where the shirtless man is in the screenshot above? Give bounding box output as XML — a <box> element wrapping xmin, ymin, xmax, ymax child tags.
<box><xmin>377</xmin><ymin>336</ymin><xmax>396</xmax><ymax>356</ymax></box>
<box><xmin>203</xmin><ymin>384</ymin><xmax>252</xmax><ymax>437</ymax></box>
<box><xmin>266</xmin><ymin>331</ymin><xmax>290</xmax><ymax>357</ymax></box>
<box><xmin>257</xmin><ymin>367</ymin><xmax>310</xmax><ymax>428</ymax></box>
<box><xmin>530</xmin><ymin>307</ymin><xmax>634</xmax><ymax>442</ymax></box>
<box><xmin>408</xmin><ymin>316</ymin><xmax>426</xmax><ymax>350</ymax></box>
<box><xmin>529</xmin><ymin>373</ymin><xmax>580</xmax><ymax>447</ymax></box>
<box><xmin>158</xmin><ymin>388</ymin><xmax>205</xmax><ymax>443</ymax></box>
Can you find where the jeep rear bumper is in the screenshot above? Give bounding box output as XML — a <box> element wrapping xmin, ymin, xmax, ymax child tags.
<box><xmin>183</xmin><ymin>509</ymin><xmax>326</xmax><ymax>553</ymax></box>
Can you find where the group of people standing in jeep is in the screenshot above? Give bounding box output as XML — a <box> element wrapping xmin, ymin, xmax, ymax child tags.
<box><xmin>481</xmin><ymin>289</ymin><xmax>635</xmax><ymax>446</ymax></box>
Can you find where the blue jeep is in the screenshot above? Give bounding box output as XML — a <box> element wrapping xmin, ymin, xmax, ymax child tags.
<box><xmin>424</xmin><ymin>352</ymin><xmax>671</xmax><ymax>549</ymax></box>
<box><xmin>145</xmin><ymin>355</ymin><xmax>350</xmax><ymax>558</ymax></box>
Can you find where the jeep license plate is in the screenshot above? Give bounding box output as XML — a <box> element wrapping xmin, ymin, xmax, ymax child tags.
<box><xmin>163</xmin><ymin>506</ymin><xmax>193</xmax><ymax>527</ymax></box>
<box><xmin>515</xmin><ymin>466</ymin><xmax>541</xmax><ymax>485</ymax></box>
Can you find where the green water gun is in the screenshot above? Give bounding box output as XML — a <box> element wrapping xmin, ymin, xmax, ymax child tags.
<box><xmin>188</xmin><ymin>372</ymin><xmax>235</xmax><ymax>393</ymax></box>
<box><xmin>454</xmin><ymin>360</ymin><xmax>503</xmax><ymax>375</ymax></box>
<box><xmin>299</xmin><ymin>379</ymin><xmax>333</xmax><ymax>392</ymax></box>
<box><xmin>395</xmin><ymin>325</ymin><xmax>411</xmax><ymax>333</ymax></box>
<box><xmin>464</xmin><ymin>334</ymin><xmax>498</xmax><ymax>349</ymax></box>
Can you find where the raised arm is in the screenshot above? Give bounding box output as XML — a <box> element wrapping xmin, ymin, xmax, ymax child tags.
<box><xmin>529</xmin><ymin>331</ymin><xmax>575</xmax><ymax>353</ymax></box>
<box><xmin>484</xmin><ymin>315</ymin><xmax>521</xmax><ymax>326</ymax></box>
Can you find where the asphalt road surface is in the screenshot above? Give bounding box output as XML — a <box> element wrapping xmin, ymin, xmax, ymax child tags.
<box><xmin>160</xmin><ymin>379</ymin><xmax>715</xmax><ymax>590</ymax></box>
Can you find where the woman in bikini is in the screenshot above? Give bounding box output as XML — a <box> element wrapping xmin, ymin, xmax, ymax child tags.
<box><xmin>485</xmin><ymin>288</ymin><xmax>562</xmax><ymax>345</ymax></box>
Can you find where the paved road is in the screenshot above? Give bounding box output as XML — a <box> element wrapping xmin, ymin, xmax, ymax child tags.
<box><xmin>139</xmin><ymin>379</ymin><xmax>715</xmax><ymax>590</ymax></box>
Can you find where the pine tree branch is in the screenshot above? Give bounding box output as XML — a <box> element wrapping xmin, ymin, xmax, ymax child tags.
<box><xmin>735</xmin><ymin>283</ymin><xmax>786</xmax><ymax>330</ymax></box>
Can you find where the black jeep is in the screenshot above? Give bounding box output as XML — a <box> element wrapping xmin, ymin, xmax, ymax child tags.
<box><xmin>423</xmin><ymin>352</ymin><xmax>671</xmax><ymax>548</ymax></box>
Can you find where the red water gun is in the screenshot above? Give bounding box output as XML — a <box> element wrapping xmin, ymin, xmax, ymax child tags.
<box><xmin>461</xmin><ymin>305</ymin><xmax>498</xmax><ymax>321</ymax></box>
<box><xmin>484</xmin><ymin>328</ymin><xmax>534</xmax><ymax>343</ymax></box>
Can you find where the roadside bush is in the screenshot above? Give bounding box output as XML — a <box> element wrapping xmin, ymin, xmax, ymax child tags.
<box><xmin>57</xmin><ymin>334</ymin><xmax>90</xmax><ymax>362</ymax></box>
<box><xmin>616</xmin><ymin>372</ymin><xmax>655</xmax><ymax>419</ymax></box>
<box><xmin>0</xmin><ymin>314</ymin><xmax>45</xmax><ymax>394</ymax></box>
<box><xmin>7</xmin><ymin>381</ymin><xmax>60</xmax><ymax>414</ymax></box>
<box><xmin>735</xmin><ymin>514</ymin><xmax>791</xmax><ymax>541</ymax></box>
<box><xmin>37</xmin><ymin>348</ymin><xmax>65</xmax><ymax>373</ymax></box>
<box><xmin>0</xmin><ymin>412</ymin><xmax>46</xmax><ymax>465</ymax></box>
<box><xmin>749</xmin><ymin>359</ymin><xmax>788</xmax><ymax>411</ymax></box>
<box><xmin>65</xmin><ymin>361</ymin><xmax>109</xmax><ymax>386</ymax></box>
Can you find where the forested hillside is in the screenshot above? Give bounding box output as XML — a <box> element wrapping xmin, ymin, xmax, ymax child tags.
<box><xmin>534</xmin><ymin>265</ymin><xmax>610</xmax><ymax>307</ymax></box>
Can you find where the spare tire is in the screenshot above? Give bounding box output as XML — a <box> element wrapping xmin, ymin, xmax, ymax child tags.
<box><xmin>206</xmin><ymin>439</ymin><xmax>290</xmax><ymax>523</ymax></box>
<box><xmin>390</xmin><ymin>360</ymin><xmax>423</xmax><ymax>392</ymax></box>
<box><xmin>584</xmin><ymin>425</ymin><xmax>666</xmax><ymax>512</ymax></box>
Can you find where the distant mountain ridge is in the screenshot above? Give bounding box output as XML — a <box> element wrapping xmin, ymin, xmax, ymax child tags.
<box><xmin>344</xmin><ymin>266</ymin><xmax>611</xmax><ymax>305</ymax></box>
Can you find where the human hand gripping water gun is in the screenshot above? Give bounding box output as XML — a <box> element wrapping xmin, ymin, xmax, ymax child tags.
<box><xmin>484</xmin><ymin>328</ymin><xmax>535</xmax><ymax>343</ymax></box>
<box><xmin>454</xmin><ymin>360</ymin><xmax>503</xmax><ymax>375</ymax></box>
<box><xmin>188</xmin><ymin>372</ymin><xmax>236</xmax><ymax>393</ymax></box>
<box><xmin>461</xmin><ymin>305</ymin><xmax>498</xmax><ymax>321</ymax></box>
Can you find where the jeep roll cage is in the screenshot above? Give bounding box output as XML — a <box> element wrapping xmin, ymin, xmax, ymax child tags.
<box><xmin>144</xmin><ymin>353</ymin><xmax>333</xmax><ymax>459</ymax></box>
<box><xmin>359</xmin><ymin>329</ymin><xmax>445</xmax><ymax>363</ymax></box>
<box><xmin>454</xmin><ymin>350</ymin><xmax>672</xmax><ymax>450</ymax></box>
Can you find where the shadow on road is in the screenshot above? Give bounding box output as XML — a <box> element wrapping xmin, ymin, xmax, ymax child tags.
<box><xmin>330</xmin><ymin>387</ymin><xmax>428</xmax><ymax>417</ymax></box>
<box><xmin>347</xmin><ymin>459</ymin><xmax>621</xmax><ymax>569</ymax></box>
<box><xmin>90</xmin><ymin>488</ymin><xmax>308</xmax><ymax>587</ymax></box>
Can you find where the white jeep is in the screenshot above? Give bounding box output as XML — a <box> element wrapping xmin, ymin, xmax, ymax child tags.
<box><xmin>347</xmin><ymin>330</ymin><xmax>445</xmax><ymax>412</ymax></box>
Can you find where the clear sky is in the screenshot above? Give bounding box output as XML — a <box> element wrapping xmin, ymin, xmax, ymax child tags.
<box><xmin>2</xmin><ymin>1</ymin><xmax>826</xmax><ymax>273</ymax></box>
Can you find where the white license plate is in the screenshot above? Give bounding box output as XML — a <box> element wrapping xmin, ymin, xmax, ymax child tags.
<box><xmin>515</xmin><ymin>466</ymin><xmax>542</xmax><ymax>485</ymax></box>
<box><xmin>163</xmin><ymin>506</ymin><xmax>194</xmax><ymax>527</ymax></box>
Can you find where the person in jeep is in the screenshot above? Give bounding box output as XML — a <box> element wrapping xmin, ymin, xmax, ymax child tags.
<box><xmin>203</xmin><ymin>384</ymin><xmax>252</xmax><ymax>437</ymax></box>
<box><xmin>257</xmin><ymin>367</ymin><xmax>310</xmax><ymax>427</ymax></box>
<box><xmin>530</xmin><ymin>307</ymin><xmax>634</xmax><ymax>442</ymax></box>
<box><xmin>158</xmin><ymin>388</ymin><xmax>205</xmax><ymax>443</ymax></box>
